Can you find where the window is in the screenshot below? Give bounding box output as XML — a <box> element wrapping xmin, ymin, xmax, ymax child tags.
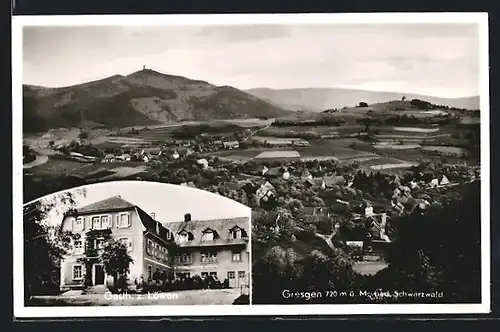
<box><xmin>201</xmin><ymin>252</ymin><xmax>209</xmax><ymax>263</ymax></box>
<box><xmin>201</xmin><ymin>230</ymin><xmax>214</xmax><ymax>242</ymax></box>
<box><xmin>238</xmin><ymin>271</ymin><xmax>246</xmax><ymax>279</ymax></box>
<box><xmin>147</xmin><ymin>265</ymin><xmax>152</xmax><ymax>280</ymax></box>
<box><xmin>232</xmin><ymin>252</ymin><xmax>242</xmax><ymax>262</ymax></box>
<box><xmin>166</xmin><ymin>231</ymin><xmax>171</xmax><ymax>240</ymax></box>
<box><xmin>201</xmin><ymin>251</ymin><xmax>217</xmax><ymax>262</ymax></box>
<box><xmin>181</xmin><ymin>253</ymin><xmax>192</xmax><ymax>264</ymax></box>
<box><xmin>92</xmin><ymin>216</ymin><xmax>100</xmax><ymax>230</ymax></box>
<box><xmin>95</xmin><ymin>238</ymin><xmax>105</xmax><ymax>250</ymax></box>
<box><xmin>228</xmin><ymin>271</ymin><xmax>235</xmax><ymax>279</ymax></box>
<box><xmin>201</xmin><ymin>272</ymin><xmax>208</xmax><ymax>278</ymax></box>
<box><xmin>117</xmin><ymin>213</ymin><xmax>130</xmax><ymax>228</ymax></box>
<box><xmin>101</xmin><ymin>215</ymin><xmax>110</xmax><ymax>228</ymax></box>
<box><xmin>119</xmin><ymin>237</ymin><xmax>133</xmax><ymax>251</ymax></box>
<box><xmin>231</xmin><ymin>228</ymin><xmax>242</xmax><ymax>239</ymax></box>
<box><xmin>74</xmin><ymin>240</ymin><xmax>84</xmax><ymax>254</ymax></box>
<box><xmin>72</xmin><ymin>265</ymin><xmax>83</xmax><ymax>280</ymax></box>
<box><xmin>176</xmin><ymin>272</ymin><xmax>190</xmax><ymax>279</ymax></box>
<box><xmin>209</xmin><ymin>272</ymin><xmax>217</xmax><ymax>278</ymax></box>
<box><xmin>174</xmin><ymin>255</ymin><xmax>181</xmax><ymax>263</ymax></box>
<box><xmin>178</xmin><ymin>232</ymin><xmax>189</xmax><ymax>243</ymax></box>
<box><xmin>146</xmin><ymin>240</ymin><xmax>153</xmax><ymax>255</ymax></box>
<box><xmin>73</xmin><ymin>217</ymin><xmax>84</xmax><ymax>231</ymax></box>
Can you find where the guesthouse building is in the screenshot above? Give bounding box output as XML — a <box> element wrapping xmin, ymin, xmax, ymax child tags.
<box><xmin>59</xmin><ymin>196</ymin><xmax>174</xmax><ymax>291</ymax></box>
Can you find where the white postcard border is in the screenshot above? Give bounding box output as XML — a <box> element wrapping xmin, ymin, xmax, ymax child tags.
<box><xmin>12</xmin><ymin>12</ymin><xmax>490</xmax><ymax>317</ymax></box>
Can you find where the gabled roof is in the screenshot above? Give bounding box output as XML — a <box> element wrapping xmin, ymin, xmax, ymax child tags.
<box><xmin>135</xmin><ymin>207</ymin><xmax>174</xmax><ymax>242</ymax></box>
<box><xmin>305</xmin><ymin>178</ymin><xmax>325</xmax><ymax>186</ymax></box>
<box><xmin>301</xmin><ymin>170</ymin><xmax>312</xmax><ymax>178</ymax></box>
<box><xmin>76</xmin><ymin>195</ymin><xmax>135</xmax><ymax>214</ymax></box>
<box><xmin>259</xmin><ymin>181</ymin><xmax>275</xmax><ymax>191</ymax></box>
<box><xmin>324</xmin><ymin>175</ymin><xmax>346</xmax><ymax>187</ymax></box>
<box><xmin>163</xmin><ymin>217</ymin><xmax>249</xmax><ymax>246</ymax></box>
<box><xmin>74</xmin><ymin>195</ymin><xmax>173</xmax><ymax>243</ymax></box>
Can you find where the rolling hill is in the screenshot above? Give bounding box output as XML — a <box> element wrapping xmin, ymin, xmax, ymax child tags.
<box><xmin>245</xmin><ymin>87</ymin><xmax>480</xmax><ymax>112</ymax></box>
<box><xmin>23</xmin><ymin>69</ymin><xmax>293</xmax><ymax>133</ymax></box>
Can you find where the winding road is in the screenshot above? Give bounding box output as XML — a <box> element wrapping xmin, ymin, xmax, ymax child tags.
<box><xmin>23</xmin><ymin>155</ymin><xmax>49</xmax><ymax>169</ymax></box>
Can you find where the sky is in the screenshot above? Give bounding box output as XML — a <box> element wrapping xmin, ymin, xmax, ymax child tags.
<box><xmin>23</xmin><ymin>23</ymin><xmax>480</xmax><ymax>98</ymax></box>
<box><xmin>36</xmin><ymin>181</ymin><xmax>250</xmax><ymax>226</ymax></box>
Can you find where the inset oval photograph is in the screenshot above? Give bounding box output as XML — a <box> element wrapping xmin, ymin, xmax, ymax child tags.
<box><xmin>21</xmin><ymin>181</ymin><xmax>251</xmax><ymax>307</ymax></box>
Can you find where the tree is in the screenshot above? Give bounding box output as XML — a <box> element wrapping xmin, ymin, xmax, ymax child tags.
<box><xmin>78</xmin><ymin>131</ymin><xmax>89</xmax><ymax>140</ymax></box>
<box><xmin>77</xmin><ymin>229</ymin><xmax>112</xmax><ymax>287</ymax></box>
<box><xmin>252</xmin><ymin>246</ymin><xmax>301</xmax><ymax>304</ymax></box>
<box><xmin>100</xmin><ymin>240</ymin><xmax>134</xmax><ymax>292</ymax></box>
<box><xmin>367</xmin><ymin>182</ymin><xmax>481</xmax><ymax>303</ymax></box>
<box><xmin>23</xmin><ymin>189</ymin><xmax>86</xmax><ymax>300</ymax></box>
<box><xmin>300</xmin><ymin>249</ymin><xmax>359</xmax><ymax>296</ymax></box>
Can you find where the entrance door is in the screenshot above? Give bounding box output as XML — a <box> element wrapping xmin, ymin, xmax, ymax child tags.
<box><xmin>238</xmin><ymin>271</ymin><xmax>246</xmax><ymax>288</ymax></box>
<box><xmin>94</xmin><ymin>265</ymin><xmax>105</xmax><ymax>285</ymax></box>
<box><xmin>227</xmin><ymin>271</ymin><xmax>236</xmax><ymax>288</ymax></box>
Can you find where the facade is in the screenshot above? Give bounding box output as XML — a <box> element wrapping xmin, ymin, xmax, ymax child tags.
<box><xmin>164</xmin><ymin>214</ymin><xmax>250</xmax><ymax>289</ymax></box>
<box><xmin>59</xmin><ymin>196</ymin><xmax>250</xmax><ymax>292</ymax></box>
<box><xmin>222</xmin><ymin>141</ymin><xmax>240</xmax><ymax>149</ymax></box>
<box><xmin>59</xmin><ymin>196</ymin><xmax>174</xmax><ymax>291</ymax></box>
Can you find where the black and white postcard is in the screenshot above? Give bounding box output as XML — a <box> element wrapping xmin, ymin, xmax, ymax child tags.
<box><xmin>13</xmin><ymin>13</ymin><xmax>490</xmax><ymax>317</ymax></box>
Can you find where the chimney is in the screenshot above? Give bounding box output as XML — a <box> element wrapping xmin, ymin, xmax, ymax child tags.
<box><xmin>184</xmin><ymin>213</ymin><xmax>191</xmax><ymax>222</ymax></box>
<box><xmin>151</xmin><ymin>212</ymin><xmax>156</xmax><ymax>220</ymax></box>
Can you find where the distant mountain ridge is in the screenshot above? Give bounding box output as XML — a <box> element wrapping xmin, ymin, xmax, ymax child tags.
<box><xmin>23</xmin><ymin>69</ymin><xmax>293</xmax><ymax>133</ymax></box>
<box><xmin>245</xmin><ymin>87</ymin><xmax>480</xmax><ymax>112</ymax></box>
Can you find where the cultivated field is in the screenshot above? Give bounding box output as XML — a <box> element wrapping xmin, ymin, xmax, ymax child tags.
<box><xmin>28</xmin><ymin>157</ymin><xmax>87</xmax><ymax>175</ymax></box>
<box><xmin>392</xmin><ymin>126</ymin><xmax>441</xmax><ymax>133</ymax></box>
<box><xmin>255</xmin><ymin>150</ymin><xmax>301</xmax><ymax>159</ymax></box>
<box><xmin>373</xmin><ymin>144</ymin><xmax>421</xmax><ymax>150</ymax></box>
<box><xmin>421</xmin><ymin>146</ymin><xmax>466</xmax><ymax>155</ymax></box>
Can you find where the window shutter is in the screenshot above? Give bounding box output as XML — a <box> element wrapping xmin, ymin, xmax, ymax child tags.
<box><xmin>69</xmin><ymin>237</ymin><xmax>75</xmax><ymax>254</ymax></box>
<box><xmin>71</xmin><ymin>217</ymin><xmax>75</xmax><ymax>231</ymax></box>
<box><xmin>108</xmin><ymin>214</ymin><xmax>112</xmax><ymax>228</ymax></box>
<box><xmin>127</xmin><ymin>213</ymin><xmax>131</xmax><ymax>227</ymax></box>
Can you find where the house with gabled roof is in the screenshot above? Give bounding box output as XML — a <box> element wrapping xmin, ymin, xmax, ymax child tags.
<box><xmin>300</xmin><ymin>169</ymin><xmax>313</xmax><ymax>180</ymax></box>
<box><xmin>222</xmin><ymin>141</ymin><xmax>239</xmax><ymax>149</ymax></box>
<box><xmin>265</xmin><ymin>166</ymin><xmax>290</xmax><ymax>180</ymax></box>
<box><xmin>163</xmin><ymin>214</ymin><xmax>250</xmax><ymax>288</ymax></box>
<box><xmin>255</xmin><ymin>181</ymin><xmax>276</xmax><ymax>202</ymax></box>
<box><xmin>323</xmin><ymin>175</ymin><xmax>346</xmax><ymax>188</ymax></box>
<box><xmin>59</xmin><ymin>196</ymin><xmax>175</xmax><ymax>291</ymax></box>
<box><xmin>304</xmin><ymin>178</ymin><xmax>326</xmax><ymax>190</ymax></box>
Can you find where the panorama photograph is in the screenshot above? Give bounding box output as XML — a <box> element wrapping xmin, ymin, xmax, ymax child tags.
<box><xmin>23</xmin><ymin>181</ymin><xmax>251</xmax><ymax>306</ymax></box>
<box><xmin>20</xmin><ymin>20</ymin><xmax>485</xmax><ymax>306</ymax></box>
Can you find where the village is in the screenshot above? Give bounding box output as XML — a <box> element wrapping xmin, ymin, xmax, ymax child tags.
<box><xmin>22</xmin><ymin>117</ymin><xmax>481</xmax><ymax>278</ymax></box>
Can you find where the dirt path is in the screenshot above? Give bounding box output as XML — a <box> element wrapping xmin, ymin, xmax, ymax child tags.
<box><xmin>315</xmin><ymin>230</ymin><xmax>337</xmax><ymax>251</ymax></box>
<box><xmin>241</xmin><ymin>123</ymin><xmax>272</xmax><ymax>142</ymax></box>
